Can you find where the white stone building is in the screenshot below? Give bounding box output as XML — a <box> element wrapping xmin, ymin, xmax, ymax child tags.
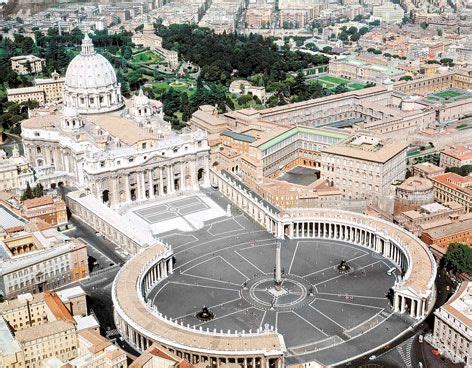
<box><xmin>21</xmin><ymin>34</ymin><xmax>210</xmax><ymax>208</ymax></box>
<box><xmin>431</xmin><ymin>282</ymin><xmax>471</xmax><ymax>367</ymax></box>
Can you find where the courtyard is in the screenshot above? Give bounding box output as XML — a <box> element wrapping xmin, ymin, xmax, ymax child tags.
<box><xmin>278</xmin><ymin>166</ymin><xmax>320</xmax><ymax>186</ymax></box>
<box><xmin>426</xmin><ymin>88</ymin><xmax>471</xmax><ymax>103</ymax></box>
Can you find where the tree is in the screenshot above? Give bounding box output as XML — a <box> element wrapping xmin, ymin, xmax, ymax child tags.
<box><xmin>399</xmin><ymin>75</ymin><xmax>413</xmax><ymax>81</ymax></box>
<box><xmin>445</xmin><ymin>164</ymin><xmax>472</xmax><ymax>176</ymax></box>
<box><xmin>420</xmin><ymin>22</ymin><xmax>429</xmax><ymax>29</ymax></box>
<box><xmin>444</xmin><ymin>243</ymin><xmax>472</xmax><ymax>275</ymax></box>
<box><xmin>347</xmin><ymin>26</ymin><xmax>358</xmax><ymax>35</ymax></box>
<box><xmin>350</xmin><ymin>33</ymin><xmax>361</xmax><ymax>42</ymax></box>
<box><xmin>440</xmin><ymin>58</ymin><xmax>454</xmax><ymax>66</ymax></box>
<box><xmin>33</xmin><ymin>183</ymin><xmax>44</xmax><ymax>198</ymax></box>
<box><xmin>21</xmin><ymin>182</ymin><xmax>34</xmax><ymax>200</ymax></box>
<box><xmin>322</xmin><ymin>46</ymin><xmax>332</xmax><ymax>54</ymax></box>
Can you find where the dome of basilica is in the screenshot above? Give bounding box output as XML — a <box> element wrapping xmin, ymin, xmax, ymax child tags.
<box><xmin>63</xmin><ymin>34</ymin><xmax>124</xmax><ymax>115</ymax></box>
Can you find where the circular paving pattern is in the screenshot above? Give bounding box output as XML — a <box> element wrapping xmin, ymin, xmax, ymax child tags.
<box><xmin>241</xmin><ymin>274</ymin><xmax>314</xmax><ymax>311</ymax></box>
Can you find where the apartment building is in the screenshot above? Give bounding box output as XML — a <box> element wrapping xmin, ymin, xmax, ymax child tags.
<box><xmin>320</xmin><ymin>135</ymin><xmax>408</xmax><ymax>204</ymax></box>
<box><xmin>431</xmin><ymin>172</ymin><xmax>472</xmax><ymax>212</ymax></box>
<box><xmin>7</xmin><ymin>71</ymin><xmax>65</xmax><ymax>105</ymax></box>
<box><xmin>10</xmin><ymin>55</ymin><xmax>45</xmax><ymax>75</ymax></box>
<box><xmin>21</xmin><ymin>196</ymin><xmax>68</xmax><ymax>230</ymax></box>
<box><xmin>0</xmin><ymin>226</ymin><xmax>88</xmax><ymax>299</ymax></box>
<box><xmin>431</xmin><ymin>282</ymin><xmax>471</xmax><ymax>366</ymax></box>
<box><xmin>439</xmin><ymin>146</ymin><xmax>472</xmax><ymax>168</ymax></box>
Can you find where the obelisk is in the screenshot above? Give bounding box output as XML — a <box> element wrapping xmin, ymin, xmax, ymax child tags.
<box><xmin>275</xmin><ymin>242</ymin><xmax>282</xmax><ymax>290</ymax></box>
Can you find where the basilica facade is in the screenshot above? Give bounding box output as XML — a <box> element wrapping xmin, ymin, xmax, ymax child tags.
<box><xmin>21</xmin><ymin>34</ymin><xmax>210</xmax><ymax>208</ymax></box>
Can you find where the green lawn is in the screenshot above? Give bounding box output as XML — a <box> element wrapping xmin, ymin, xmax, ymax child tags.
<box><xmin>347</xmin><ymin>82</ymin><xmax>366</xmax><ymax>90</ymax></box>
<box><xmin>131</xmin><ymin>51</ymin><xmax>162</xmax><ymax>64</ymax></box>
<box><xmin>151</xmin><ymin>80</ymin><xmax>196</xmax><ymax>96</ymax></box>
<box><xmin>318</xmin><ymin>75</ymin><xmax>350</xmax><ymax>85</ymax></box>
<box><xmin>310</xmin><ymin>75</ymin><xmax>366</xmax><ymax>91</ymax></box>
<box><xmin>433</xmin><ymin>89</ymin><xmax>463</xmax><ymax>99</ymax></box>
<box><xmin>309</xmin><ymin>79</ymin><xmax>336</xmax><ymax>88</ymax></box>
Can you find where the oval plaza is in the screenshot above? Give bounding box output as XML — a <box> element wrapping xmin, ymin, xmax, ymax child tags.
<box><xmin>112</xmin><ymin>171</ymin><xmax>437</xmax><ymax>367</ymax></box>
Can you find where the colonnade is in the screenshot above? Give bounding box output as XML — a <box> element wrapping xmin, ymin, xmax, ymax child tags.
<box><xmin>142</xmin><ymin>257</ymin><xmax>173</xmax><ymax>295</ymax></box>
<box><xmin>393</xmin><ymin>292</ymin><xmax>427</xmax><ymax>319</ymax></box>
<box><xmin>114</xmin><ymin>308</ymin><xmax>282</xmax><ymax>368</ymax></box>
<box><xmin>211</xmin><ymin>169</ymin><xmax>434</xmax><ymax>321</ymax></box>
<box><xmin>210</xmin><ymin>170</ymin><xmax>282</xmax><ymax>237</ymax></box>
<box><xmin>287</xmin><ymin>220</ymin><xmax>409</xmax><ymax>274</ymax></box>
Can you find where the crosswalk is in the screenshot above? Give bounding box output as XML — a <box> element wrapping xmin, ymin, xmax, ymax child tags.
<box><xmin>396</xmin><ymin>335</ymin><xmax>415</xmax><ymax>368</ymax></box>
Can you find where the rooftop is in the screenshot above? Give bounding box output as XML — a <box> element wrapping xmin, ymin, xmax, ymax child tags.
<box><xmin>22</xmin><ymin>195</ymin><xmax>54</xmax><ymax>209</ymax></box>
<box><xmin>87</xmin><ymin>114</ymin><xmax>156</xmax><ymax>147</ymax></box>
<box><xmin>322</xmin><ymin>135</ymin><xmax>408</xmax><ymax>163</ymax></box>
<box><xmin>441</xmin><ymin>145</ymin><xmax>472</xmax><ymax>162</ymax></box>
<box><xmin>15</xmin><ymin>320</ymin><xmax>75</xmax><ymax>343</ymax></box>
<box><xmin>0</xmin><ymin>204</ymin><xmax>27</xmax><ymax>231</ymax></box>
<box><xmin>258</xmin><ymin>126</ymin><xmax>348</xmax><ymax>152</ymax></box>
<box><xmin>441</xmin><ymin>281</ymin><xmax>471</xmax><ymax>328</ymax></box>
<box><xmin>423</xmin><ymin>218</ymin><xmax>472</xmax><ymax>239</ymax></box>
<box><xmin>221</xmin><ymin>130</ymin><xmax>256</xmax><ymax>143</ymax></box>
<box><xmin>431</xmin><ymin>172</ymin><xmax>472</xmax><ymax>196</ymax></box>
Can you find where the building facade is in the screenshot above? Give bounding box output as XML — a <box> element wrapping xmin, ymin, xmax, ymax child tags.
<box><xmin>0</xmin><ymin>228</ymin><xmax>89</xmax><ymax>299</ymax></box>
<box><xmin>7</xmin><ymin>71</ymin><xmax>65</xmax><ymax>105</ymax></box>
<box><xmin>431</xmin><ymin>172</ymin><xmax>472</xmax><ymax>213</ymax></box>
<box><xmin>320</xmin><ymin>135</ymin><xmax>408</xmax><ymax>204</ymax></box>
<box><xmin>393</xmin><ymin>176</ymin><xmax>435</xmax><ymax>214</ymax></box>
<box><xmin>21</xmin><ymin>34</ymin><xmax>211</xmax><ymax>209</ymax></box>
<box><xmin>21</xmin><ymin>195</ymin><xmax>68</xmax><ymax>229</ymax></box>
<box><xmin>0</xmin><ymin>147</ymin><xmax>34</xmax><ymax>194</ymax></box>
<box><xmin>10</xmin><ymin>55</ymin><xmax>45</xmax><ymax>75</ymax></box>
<box><xmin>431</xmin><ymin>282</ymin><xmax>471</xmax><ymax>366</ymax></box>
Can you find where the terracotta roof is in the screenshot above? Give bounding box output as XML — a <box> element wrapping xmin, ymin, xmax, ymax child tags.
<box><xmin>130</xmin><ymin>343</ymin><xmax>192</xmax><ymax>368</ymax></box>
<box><xmin>441</xmin><ymin>146</ymin><xmax>472</xmax><ymax>162</ymax></box>
<box><xmin>87</xmin><ymin>115</ymin><xmax>157</xmax><ymax>147</ymax></box>
<box><xmin>431</xmin><ymin>172</ymin><xmax>472</xmax><ymax>196</ymax></box>
<box><xmin>78</xmin><ymin>329</ymin><xmax>112</xmax><ymax>354</ymax></box>
<box><xmin>422</xmin><ymin>218</ymin><xmax>472</xmax><ymax>241</ymax></box>
<box><xmin>23</xmin><ymin>195</ymin><xmax>54</xmax><ymax>209</ymax></box>
<box><xmin>44</xmin><ymin>292</ymin><xmax>75</xmax><ymax>324</ymax></box>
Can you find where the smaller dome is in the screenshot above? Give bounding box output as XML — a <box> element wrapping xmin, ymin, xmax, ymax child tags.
<box><xmin>63</xmin><ymin>106</ymin><xmax>78</xmax><ymax>118</ymax></box>
<box><xmin>134</xmin><ymin>89</ymin><xmax>150</xmax><ymax>107</ymax></box>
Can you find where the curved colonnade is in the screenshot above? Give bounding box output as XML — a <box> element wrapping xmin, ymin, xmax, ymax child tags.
<box><xmin>112</xmin><ymin>170</ymin><xmax>437</xmax><ymax>367</ymax></box>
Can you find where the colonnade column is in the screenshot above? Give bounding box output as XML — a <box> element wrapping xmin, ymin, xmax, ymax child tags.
<box><xmin>148</xmin><ymin>170</ymin><xmax>155</xmax><ymax>199</ymax></box>
<box><xmin>159</xmin><ymin>167</ymin><xmax>164</xmax><ymax>195</ymax></box>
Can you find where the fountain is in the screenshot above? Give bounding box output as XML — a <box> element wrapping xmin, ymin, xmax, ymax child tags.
<box><xmin>195</xmin><ymin>306</ymin><xmax>214</xmax><ymax>321</ymax></box>
<box><xmin>337</xmin><ymin>259</ymin><xmax>351</xmax><ymax>273</ymax></box>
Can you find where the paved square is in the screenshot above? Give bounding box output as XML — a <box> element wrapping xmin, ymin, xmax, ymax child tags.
<box><xmin>148</xmin><ymin>190</ymin><xmax>415</xmax><ymax>366</ymax></box>
<box><xmin>124</xmin><ymin>193</ymin><xmax>226</xmax><ymax>234</ymax></box>
<box><xmin>134</xmin><ymin>196</ymin><xmax>209</xmax><ymax>224</ymax></box>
